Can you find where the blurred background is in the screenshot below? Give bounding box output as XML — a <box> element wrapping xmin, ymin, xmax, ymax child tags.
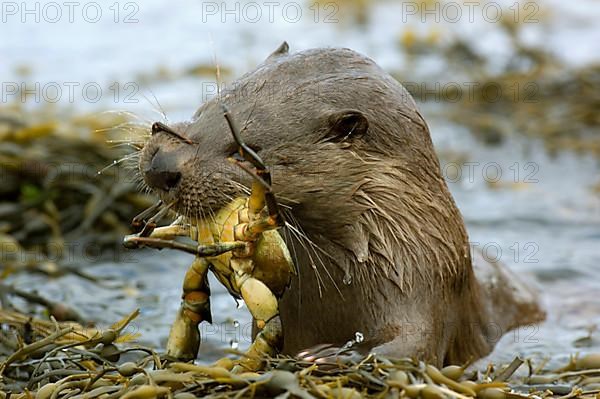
<box><xmin>1</xmin><ymin>0</ymin><xmax>599</xmax><ymax>366</ymax></box>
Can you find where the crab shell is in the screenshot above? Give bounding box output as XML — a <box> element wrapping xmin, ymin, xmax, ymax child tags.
<box><xmin>196</xmin><ymin>197</ymin><xmax>296</xmax><ymax>299</ymax></box>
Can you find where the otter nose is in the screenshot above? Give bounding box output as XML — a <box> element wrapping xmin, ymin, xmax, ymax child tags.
<box><xmin>144</xmin><ymin>149</ymin><xmax>182</xmax><ymax>192</ymax></box>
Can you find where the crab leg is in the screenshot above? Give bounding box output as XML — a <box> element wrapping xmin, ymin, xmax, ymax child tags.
<box><xmin>131</xmin><ymin>200</ymin><xmax>163</xmax><ymax>229</ymax></box>
<box><xmin>124</xmin><ymin>236</ymin><xmax>247</xmax><ymax>256</ymax></box>
<box><xmin>221</xmin><ymin>103</ymin><xmax>285</xmax><ymax>226</ymax></box>
<box><xmin>232</xmin><ymin>269</ymin><xmax>282</xmax><ymax>371</ymax></box>
<box><xmin>166</xmin><ymin>256</ymin><xmax>211</xmax><ymax>361</ymax></box>
<box><xmin>235</xmin><ymin>316</ymin><xmax>283</xmax><ymax>372</ymax></box>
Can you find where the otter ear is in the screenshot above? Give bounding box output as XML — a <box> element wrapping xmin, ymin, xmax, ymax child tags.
<box><xmin>266</xmin><ymin>41</ymin><xmax>289</xmax><ymax>62</ymax></box>
<box><xmin>323</xmin><ymin>109</ymin><xmax>369</xmax><ymax>143</ymax></box>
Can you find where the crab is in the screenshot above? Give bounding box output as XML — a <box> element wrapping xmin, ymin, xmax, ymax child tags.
<box><xmin>123</xmin><ymin>104</ymin><xmax>296</xmax><ymax>371</ymax></box>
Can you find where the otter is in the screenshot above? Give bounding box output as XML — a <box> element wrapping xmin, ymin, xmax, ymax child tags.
<box><xmin>137</xmin><ymin>42</ymin><xmax>544</xmax><ymax>365</ymax></box>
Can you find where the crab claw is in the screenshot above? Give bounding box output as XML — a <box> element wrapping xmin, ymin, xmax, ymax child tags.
<box><xmin>123</xmin><ymin>233</ymin><xmax>143</xmax><ymax>249</ymax></box>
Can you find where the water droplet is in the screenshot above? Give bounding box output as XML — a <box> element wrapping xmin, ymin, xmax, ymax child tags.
<box><xmin>341</xmin><ymin>339</ymin><xmax>353</xmax><ymax>350</ymax></box>
<box><xmin>233</xmin><ymin>320</ymin><xmax>240</xmax><ymax>328</ymax></box>
<box><xmin>343</xmin><ymin>273</ymin><xmax>352</xmax><ymax>285</ymax></box>
<box><xmin>229</xmin><ymin>339</ymin><xmax>239</xmax><ymax>349</ymax></box>
<box><xmin>113</xmin><ymin>160</ymin><xmax>118</xmax><ymax>164</ymax></box>
<box><xmin>97</xmin><ymin>171</ymin><xmax>102</xmax><ymax>175</ymax></box>
<box><xmin>355</xmin><ymin>332</ymin><xmax>364</xmax><ymax>343</ymax></box>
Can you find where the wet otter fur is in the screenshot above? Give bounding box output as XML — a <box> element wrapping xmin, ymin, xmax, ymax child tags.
<box><xmin>137</xmin><ymin>42</ymin><xmax>545</xmax><ymax>365</ymax></box>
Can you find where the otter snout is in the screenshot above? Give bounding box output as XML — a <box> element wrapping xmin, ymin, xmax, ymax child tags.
<box><xmin>144</xmin><ymin>148</ymin><xmax>182</xmax><ymax>192</ymax></box>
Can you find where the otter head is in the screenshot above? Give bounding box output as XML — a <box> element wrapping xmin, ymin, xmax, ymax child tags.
<box><xmin>137</xmin><ymin>43</ymin><xmax>469</xmax><ymax>293</ymax></box>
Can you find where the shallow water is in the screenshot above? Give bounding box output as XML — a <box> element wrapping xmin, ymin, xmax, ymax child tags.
<box><xmin>430</xmin><ymin>122</ymin><xmax>600</xmax><ymax>367</ymax></box>
<box><xmin>2</xmin><ymin>0</ymin><xmax>599</xmax><ymax>366</ymax></box>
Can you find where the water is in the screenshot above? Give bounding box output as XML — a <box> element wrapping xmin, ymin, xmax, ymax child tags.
<box><xmin>2</xmin><ymin>0</ymin><xmax>599</xmax><ymax>365</ymax></box>
<box><xmin>430</xmin><ymin>122</ymin><xmax>600</xmax><ymax>367</ymax></box>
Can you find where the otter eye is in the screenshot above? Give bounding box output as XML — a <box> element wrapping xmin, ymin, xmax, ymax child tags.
<box><xmin>322</xmin><ymin>109</ymin><xmax>369</xmax><ymax>143</ymax></box>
